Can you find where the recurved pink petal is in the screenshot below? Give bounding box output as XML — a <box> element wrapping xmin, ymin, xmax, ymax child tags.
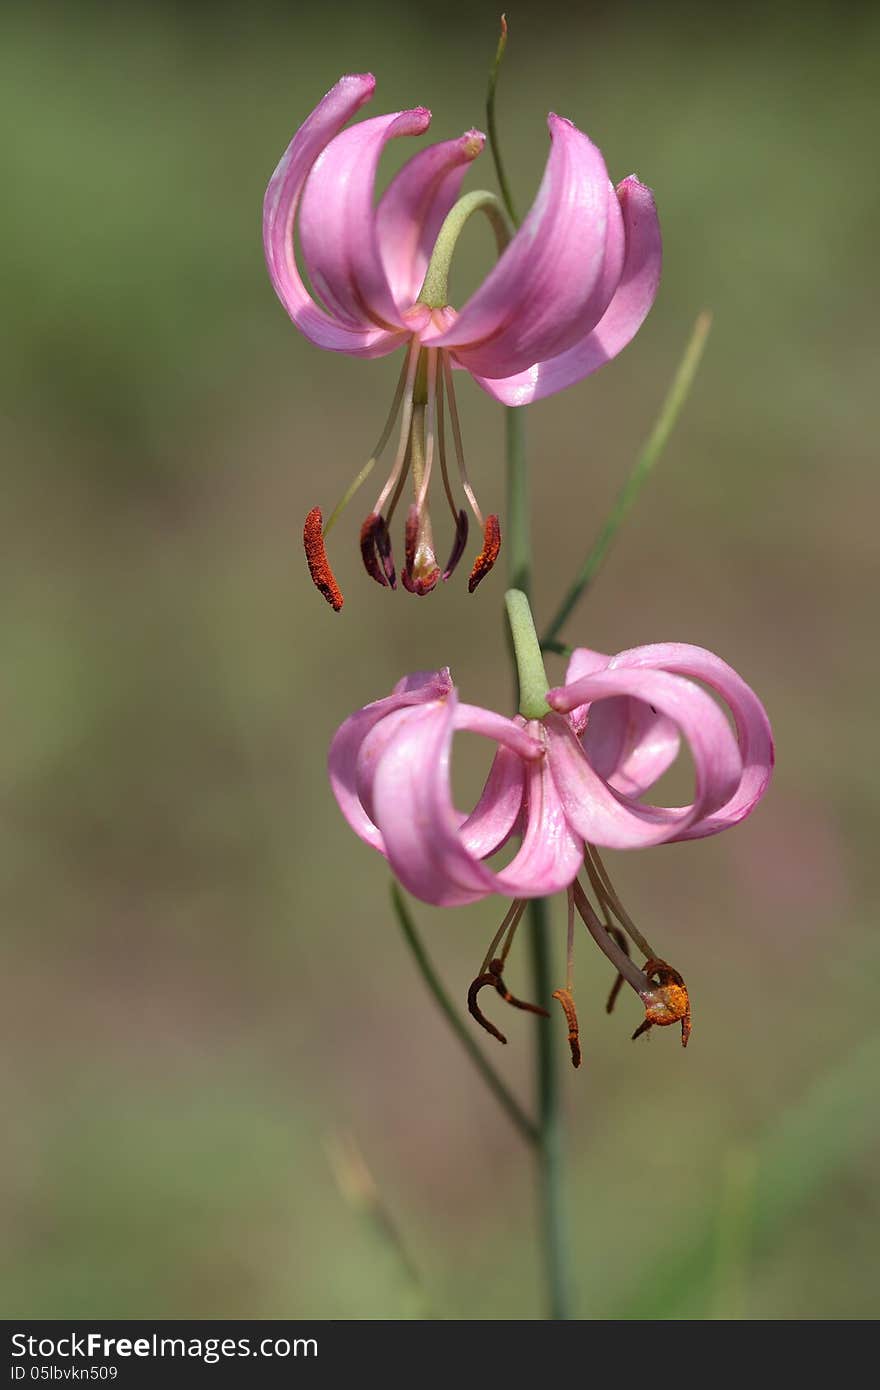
<box><xmin>263</xmin><ymin>74</ymin><xmax>406</xmax><ymax>357</ymax></box>
<box><xmin>427</xmin><ymin>116</ymin><xmax>623</xmax><ymax>378</ymax></box>
<box><xmin>602</xmin><ymin>643</ymin><xmax>774</xmax><ymax>838</ymax></box>
<box><xmin>299</xmin><ymin>108</ymin><xmax>432</xmax><ymax>331</ymax></box>
<box><xmin>457</xmin><ymin>745</ymin><xmax>525</xmax><ymax>861</ymax></box>
<box><xmin>561</xmin><ymin>646</ymin><xmax>681</xmax><ymax>797</ymax></box>
<box><xmin>561</xmin><ymin>646</ymin><xmax>610</xmax><ymax>734</ymax></box>
<box><xmin>376</xmin><ymin>131</ymin><xmax>486</xmax><ymax>310</ymax></box>
<box><xmin>583</xmin><ymin>697</ymin><xmax>681</xmax><ymax>799</ymax></box>
<box><xmin>369</xmin><ymin>695</ymin><xmax>500</xmax><ymax>905</ymax></box>
<box><xmin>327</xmin><ymin>668</ymin><xmax>453</xmax><ymax>853</ymax></box>
<box><xmin>472</xmin><ymin>176</ymin><xmax>661</xmax><ymax>405</ymax></box>
<box><xmin>369</xmin><ymin>694</ymin><xmax>581</xmax><ymax>907</ymax></box>
<box><xmin>546</xmin><ymin>659</ymin><xmax>744</xmax><ymax>847</ymax></box>
<box><xmin>495</xmin><ymin>729</ymin><xmax>585</xmax><ymax>897</ymax></box>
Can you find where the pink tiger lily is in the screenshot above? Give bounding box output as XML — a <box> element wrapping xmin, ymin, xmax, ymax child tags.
<box><xmin>328</xmin><ymin>642</ymin><xmax>773</xmax><ymax>1054</ymax></box>
<box><xmin>264</xmin><ymin>75</ymin><xmax>661</xmax><ymax>607</ymax></box>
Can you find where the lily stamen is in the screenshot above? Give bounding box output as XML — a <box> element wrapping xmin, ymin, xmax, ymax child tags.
<box><xmin>633</xmin><ymin>960</ymin><xmax>692</xmax><ymax>1047</ymax></box>
<box><xmin>553</xmin><ymin>887</ymin><xmax>582</xmax><ymax>1068</ymax></box>
<box><xmin>468</xmin><ymin>900</ymin><xmax>549</xmax><ymax>1044</ymax></box>
<box><xmin>583</xmin><ymin>842</ymin><xmax>659</xmax><ymax>961</ymax></box>
<box><xmin>604</xmin><ymin>924</ymin><xmax>632</xmax><ymax>1016</ymax></box>
<box><xmin>468</xmin><ymin>515</ymin><xmax>502</xmax><ymax>593</ymax></box>
<box><xmin>303</xmin><ymin>506</ymin><xmax>344</xmax><ymax>611</ymax></box>
<box><xmin>552</xmin><ymin>988</ymin><xmax>581</xmax><ymax>1069</ymax></box>
<box><xmin>571</xmin><ymin>879</ymin><xmax>691</xmax><ymax>1048</ymax></box>
<box><xmin>468</xmin><ymin>959</ymin><xmax>551</xmax><ymax>1046</ymax></box>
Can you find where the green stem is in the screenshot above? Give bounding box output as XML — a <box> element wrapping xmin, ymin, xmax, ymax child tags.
<box><xmin>541</xmin><ymin>311</ymin><xmax>712</xmax><ymax>647</ymax></box>
<box><xmin>390</xmin><ymin>883</ymin><xmax>538</xmax><ymax>1145</ymax></box>
<box><xmin>505</xmin><ymin>589</ymin><xmax>550</xmax><ymax>719</ymax></box>
<box><xmin>528</xmin><ymin>896</ymin><xmax>574</xmax><ymax>1320</ymax></box>
<box><xmin>505</xmin><ymin>408</ymin><xmax>530</xmax><ymax>593</ymax></box>
<box><xmin>505</xmin><ymin>408</ymin><xmax>575</xmax><ymax>1319</ymax></box>
<box><xmin>418</xmin><ymin>190</ymin><xmax>510</xmax><ymax>308</ymax></box>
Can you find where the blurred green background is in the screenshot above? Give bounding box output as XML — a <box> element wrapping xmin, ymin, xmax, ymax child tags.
<box><xmin>2</xmin><ymin>0</ymin><xmax>877</xmax><ymax>1320</ymax></box>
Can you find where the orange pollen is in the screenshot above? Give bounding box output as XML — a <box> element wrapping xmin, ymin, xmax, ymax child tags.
<box><xmin>552</xmin><ymin>988</ymin><xmax>582</xmax><ymax>1069</ymax></box>
<box><xmin>303</xmin><ymin>507</ymin><xmax>343</xmax><ymax>612</ymax></box>
<box><xmin>633</xmin><ymin>958</ymin><xmax>692</xmax><ymax>1047</ymax></box>
<box><xmin>468</xmin><ymin>514</ymin><xmax>502</xmax><ymax>593</ymax></box>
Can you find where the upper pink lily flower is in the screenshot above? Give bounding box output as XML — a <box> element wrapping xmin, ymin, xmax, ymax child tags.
<box><xmin>264</xmin><ymin>75</ymin><xmax>661</xmax><ymax>608</ymax></box>
<box><xmin>328</xmin><ymin>642</ymin><xmax>773</xmax><ymax>909</ymax></box>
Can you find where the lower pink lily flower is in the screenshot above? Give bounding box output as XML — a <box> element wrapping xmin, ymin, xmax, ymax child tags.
<box><xmin>329</xmin><ymin>642</ymin><xmax>773</xmax><ymax>1058</ymax></box>
<box><xmin>264</xmin><ymin>75</ymin><xmax>661</xmax><ymax>606</ymax></box>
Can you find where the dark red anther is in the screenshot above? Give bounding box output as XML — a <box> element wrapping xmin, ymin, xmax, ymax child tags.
<box><xmin>442</xmin><ymin>509</ymin><xmax>469</xmax><ymax>581</ymax></box>
<box><xmin>468</xmin><ymin>514</ymin><xmax>501</xmax><ymax>593</ymax></box>
<box><xmin>373</xmin><ymin>514</ymin><xmax>396</xmax><ymax>588</ymax></box>
<box><xmin>467</xmin><ymin>958</ymin><xmax>550</xmax><ymax>1045</ymax></box>
<box><xmin>303</xmin><ymin>507</ymin><xmax>343</xmax><ymax>612</ymax></box>
<box><xmin>360</xmin><ymin>513</ymin><xmax>393</xmax><ymax>589</ymax></box>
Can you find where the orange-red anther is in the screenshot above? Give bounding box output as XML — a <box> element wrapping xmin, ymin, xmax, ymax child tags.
<box><xmin>303</xmin><ymin>507</ymin><xmax>343</xmax><ymax>611</ymax></box>
<box><xmin>552</xmin><ymin>987</ymin><xmax>582</xmax><ymax>1069</ymax></box>
<box><xmin>633</xmin><ymin>958</ymin><xmax>692</xmax><ymax>1047</ymax></box>
<box><xmin>468</xmin><ymin>514</ymin><xmax>502</xmax><ymax>593</ymax></box>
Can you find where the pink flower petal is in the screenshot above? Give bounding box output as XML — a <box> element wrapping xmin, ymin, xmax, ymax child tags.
<box><xmin>546</xmin><ymin>658</ymin><xmax>744</xmax><ymax>847</ymax></box>
<box><xmin>299</xmin><ymin>108</ymin><xmax>432</xmax><ymax>331</ymax></box>
<box><xmin>472</xmin><ymin>176</ymin><xmax>661</xmax><ymax>405</ymax></box>
<box><xmin>562</xmin><ymin>646</ymin><xmax>610</xmax><ymax>733</ymax></box>
<box><xmin>426</xmin><ymin>116</ymin><xmax>622</xmax><ymax>378</ymax></box>
<box><xmin>327</xmin><ymin>668</ymin><xmax>453</xmax><ymax>854</ymax></box>
<box><xmin>584</xmin><ymin>697</ymin><xmax>681</xmax><ymax>798</ymax></box>
<box><xmin>496</xmin><ymin>731</ymin><xmax>585</xmax><ymax>897</ymax></box>
<box><xmin>263</xmin><ymin>74</ymin><xmax>406</xmax><ymax>357</ymax></box>
<box><xmin>603</xmin><ymin>643</ymin><xmax>775</xmax><ymax>838</ymax></box>
<box><xmin>369</xmin><ymin>695</ymin><xmax>499</xmax><ymax>905</ymax></box>
<box><xmin>376</xmin><ymin>131</ymin><xmax>486</xmax><ymax>310</ymax></box>
<box><xmin>562</xmin><ymin>648</ymin><xmax>681</xmax><ymax>797</ymax></box>
<box><xmin>456</xmin><ymin>746</ymin><xmax>525</xmax><ymax>860</ymax></box>
<box><xmin>369</xmin><ymin>696</ymin><xmax>582</xmax><ymax>906</ymax></box>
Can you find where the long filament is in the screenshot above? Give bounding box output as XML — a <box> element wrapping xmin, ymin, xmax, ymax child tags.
<box><xmin>323</xmin><ymin>350</ymin><xmax>411</xmax><ymax>537</ymax></box>
<box><xmin>385</xmin><ymin>436</ymin><xmax>412</xmax><ymax>526</ymax></box>
<box><xmin>497</xmin><ymin>898</ymin><xmax>528</xmax><ymax>968</ymax></box>
<box><xmin>372</xmin><ymin>339</ymin><xmax>421</xmax><ymax>516</ymax></box>
<box><xmin>480</xmin><ymin>899</ymin><xmax>525</xmax><ymax>976</ymax></box>
<box><xmin>414</xmin><ymin>350</ymin><xmax>438</xmax><ymax>516</ymax></box>
<box><xmin>572</xmin><ymin>880</ymin><xmax>650</xmax><ymax>995</ymax></box>
<box><xmin>565</xmin><ymin>887</ymin><xmax>576</xmax><ymax>992</ymax></box>
<box><xmin>443</xmin><ymin>355</ymin><xmax>485</xmax><ymax>528</ymax></box>
<box><xmin>583</xmin><ymin>844</ymin><xmax>657</xmax><ymax>960</ymax></box>
<box><xmin>435</xmin><ymin>360</ymin><xmax>460</xmax><ymax>523</ymax></box>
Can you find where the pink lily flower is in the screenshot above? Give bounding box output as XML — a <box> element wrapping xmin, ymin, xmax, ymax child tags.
<box><xmin>264</xmin><ymin>75</ymin><xmax>661</xmax><ymax>607</ymax></box>
<box><xmin>329</xmin><ymin>644</ymin><xmax>773</xmax><ymax>908</ymax></box>
<box><xmin>328</xmin><ymin>642</ymin><xmax>773</xmax><ymax>1055</ymax></box>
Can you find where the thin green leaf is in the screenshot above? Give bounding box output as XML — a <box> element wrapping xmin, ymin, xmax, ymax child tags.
<box><xmin>486</xmin><ymin>15</ymin><xmax>519</xmax><ymax>227</ymax></box>
<box><xmin>390</xmin><ymin>882</ymin><xmax>538</xmax><ymax>1146</ymax></box>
